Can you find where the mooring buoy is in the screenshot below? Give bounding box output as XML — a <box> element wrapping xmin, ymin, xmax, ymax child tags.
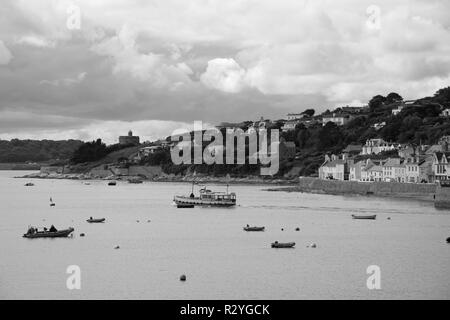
<box><xmin>180</xmin><ymin>274</ymin><xmax>186</xmax><ymax>281</ymax></box>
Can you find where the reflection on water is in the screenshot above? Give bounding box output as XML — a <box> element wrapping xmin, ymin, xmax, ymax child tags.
<box><xmin>0</xmin><ymin>171</ymin><xmax>449</xmax><ymax>299</ymax></box>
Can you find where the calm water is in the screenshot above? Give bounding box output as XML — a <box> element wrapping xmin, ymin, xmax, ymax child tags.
<box><xmin>0</xmin><ymin>170</ymin><xmax>449</xmax><ymax>300</ymax></box>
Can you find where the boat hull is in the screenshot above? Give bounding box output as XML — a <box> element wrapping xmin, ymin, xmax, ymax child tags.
<box><xmin>174</xmin><ymin>196</ymin><xmax>236</xmax><ymax>207</ymax></box>
<box><xmin>352</xmin><ymin>214</ymin><xmax>376</xmax><ymax>220</ymax></box>
<box><xmin>271</xmin><ymin>242</ymin><xmax>295</xmax><ymax>248</ymax></box>
<box><xmin>23</xmin><ymin>228</ymin><xmax>74</xmax><ymax>239</ymax></box>
<box><xmin>86</xmin><ymin>218</ymin><xmax>105</xmax><ymax>223</ymax></box>
<box><xmin>244</xmin><ymin>227</ymin><xmax>265</xmax><ymax>232</ymax></box>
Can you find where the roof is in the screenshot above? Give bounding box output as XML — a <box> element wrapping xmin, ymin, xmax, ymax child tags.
<box><xmin>434</xmin><ymin>152</ymin><xmax>450</xmax><ymax>162</ymax></box>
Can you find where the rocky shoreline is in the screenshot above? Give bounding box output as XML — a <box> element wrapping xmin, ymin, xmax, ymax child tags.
<box><xmin>16</xmin><ymin>171</ymin><xmax>300</xmax><ymax>186</ymax></box>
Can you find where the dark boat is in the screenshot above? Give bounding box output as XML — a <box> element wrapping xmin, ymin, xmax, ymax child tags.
<box><xmin>243</xmin><ymin>226</ymin><xmax>265</xmax><ymax>232</ymax></box>
<box><xmin>23</xmin><ymin>227</ymin><xmax>74</xmax><ymax>238</ymax></box>
<box><xmin>177</xmin><ymin>204</ymin><xmax>195</xmax><ymax>208</ymax></box>
<box><xmin>49</xmin><ymin>197</ymin><xmax>55</xmax><ymax>207</ymax></box>
<box><xmin>25</xmin><ymin>183</ymin><xmax>34</xmax><ymax>186</ymax></box>
<box><xmin>271</xmin><ymin>241</ymin><xmax>295</xmax><ymax>248</ymax></box>
<box><xmin>86</xmin><ymin>218</ymin><xmax>106</xmax><ymax>223</ymax></box>
<box><xmin>352</xmin><ymin>214</ymin><xmax>376</xmax><ymax>220</ymax></box>
<box><xmin>108</xmin><ymin>181</ymin><xmax>117</xmax><ymax>186</ymax></box>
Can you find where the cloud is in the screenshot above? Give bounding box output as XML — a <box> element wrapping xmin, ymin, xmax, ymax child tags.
<box><xmin>40</xmin><ymin>72</ymin><xmax>87</xmax><ymax>86</ymax></box>
<box><xmin>0</xmin><ymin>40</ymin><xmax>12</xmax><ymax>64</ymax></box>
<box><xmin>200</xmin><ymin>58</ymin><xmax>249</xmax><ymax>93</ymax></box>
<box><xmin>1</xmin><ymin>0</ymin><xmax>450</xmax><ymax>141</ymax></box>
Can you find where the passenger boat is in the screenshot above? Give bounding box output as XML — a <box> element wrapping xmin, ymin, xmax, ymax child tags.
<box><xmin>23</xmin><ymin>227</ymin><xmax>74</xmax><ymax>238</ymax></box>
<box><xmin>243</xmin><ymin>226</ymin><xmax>265</xmax><ymax>232</ymax></box>
<box><xmin>173</xmin><ymin>184</ymin><xmax>236</xmax><ymax>207</ymax></box>
<box><xmin>86</xmin><ymin>218</ymin><xmax>106</xmax><ymax>223</ymax></box>
<box><xmin>351</xmin><ymin>214</ymin><xmax>376</xmax><ymax>220</ymax></box>
<box><xmin>271</xmin><ymin>241</ymin><xmax>295</xmax><ymax>248</ymax></box>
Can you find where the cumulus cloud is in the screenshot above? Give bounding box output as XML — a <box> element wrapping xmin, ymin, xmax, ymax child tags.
<box><xmin>200</xmin><ymin>58</ymin><xmax>249</xmax><ymax>93</ymax></box>
<box><xmin>0</xmin><ymin>0</ymin><xmax>450</xmax><ymax>141</ymax></box>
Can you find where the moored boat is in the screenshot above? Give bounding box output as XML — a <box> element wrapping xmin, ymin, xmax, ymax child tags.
<box><xmin>271</xmin><ymin>241</ymin><xmax>295</xmax><ymax>248</ymax></box>
<box><xmin>108</xmin><ymin>181</ymin><xmax>117</xmax><ymax>186</ymax></box>
<box><xmin>173</xmin><ymin>183</ymin><xmax>236</xmax><ymax>207</ymax></box>
<box><xmin>86</xmin><ymin>217</ymin><xmax>106</xmax><ymax>223</ymax></box>
<box><xmin>23</xmin><ymin>226</ymin><xmax>74</xmax><ymax>238</ymax></box>
<box><xmin>25</xmin><ymin>182</ymin><xmax>34</xmax><ymax>186</ymax></box>
<box><xmin>243</xmin><ymin>225</ymin><xmax>265</xmax><ymax>232</ymax></box>
<box><xmin>352</xmin><ymin>214</ymin><xmax>376</xmax><ymax>220</ymax></box>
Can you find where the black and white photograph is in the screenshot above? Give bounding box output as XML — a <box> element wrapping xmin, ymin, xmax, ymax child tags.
<box><xmin>0</xmin><ymin>0</ymin><xmax>450</xmax><ymax>307</ymax></box>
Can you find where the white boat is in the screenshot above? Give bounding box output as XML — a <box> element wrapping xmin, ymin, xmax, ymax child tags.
<box><xmin>173</xmin><ymin>184</ymin><xmax>236</xmax><ymax>207</ymax></box>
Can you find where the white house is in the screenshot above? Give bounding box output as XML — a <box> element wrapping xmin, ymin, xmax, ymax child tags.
<box><xmin>322</xmin><ymin>113</ymin><xmax>354</xmax><ymax>126</ymax></box>
<box><xmin>440</xmin><ymin>108</ymin><xmax>450</xmax><ymax>117</ymax></box>
<box><xmin>361</xmin><ymin>138</ymin><xmax>397</xmax><ymax>155</ymax></box>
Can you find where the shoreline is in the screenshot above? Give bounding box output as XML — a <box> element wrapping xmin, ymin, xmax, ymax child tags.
<box><xmin>15</xmin><ymin>171</ymin><xmax>439</xmax><ymax>203</ymax></box>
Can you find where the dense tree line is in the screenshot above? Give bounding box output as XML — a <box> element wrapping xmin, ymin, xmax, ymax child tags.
<box><xmin>0</xmin><ymin>139</ymin><xmax>83</xmax><ymax>163</ymax></box>
<box><xmin>70</xmin><ymin>139</ymin><xmax>135</xmax><ymax>164</ymax></box>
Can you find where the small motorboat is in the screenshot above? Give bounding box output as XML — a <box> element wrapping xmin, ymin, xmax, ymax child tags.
<box><xmin>243</xmin><ymin>226</ymin><xmax>265</xmax><ymax>232</ymax></box>
<box><xmin>271</xmin><ymin>241</ymin><xmax>295</xmax><ymax>248</ymax></box>
<box><xmin>23</xmin><ymin>226</ymin><xmax>74</xmax><ymax>239</ymax></box>
<box><xmin>177</xmin><ymin>204</ymin><xmax>194</xmax><ymax>208</ymax></box>
<box><xmin>86</xmin><ymin>218</ymin><xmax>106</xmax><ymax>223</ymax></box>
<box><xmin>108</xmin><ymin>181</ymin><xmax>117</xmax><ymax>186</ymax></box>
<box><xmin>352</xmin><ymin>214</ymin><xmax>376</xmax><ymax>220</ymax></box>
<box><xmin>25</xmin><ymin>182</ymin><xmax>34</xmax><ymax>186</ymax></box>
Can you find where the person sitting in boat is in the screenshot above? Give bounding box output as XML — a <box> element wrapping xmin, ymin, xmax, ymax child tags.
<box><xmin>90</xmin><ymin>216</ymin><xmax>93</xmax><ymax>220</ymax></box>
<box><xmin>49</xmin><ymin>225</ymin><xmax>57</xmax><ymax>232</ymax></box>
<box><xmin>190</xmin><ymin>193</ymin><xmax>194</xmax><ymax>198</ymax></box>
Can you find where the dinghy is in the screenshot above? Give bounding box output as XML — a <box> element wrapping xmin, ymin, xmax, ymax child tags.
<box><xmin>271</xmin><ymin>241</ymin><xmax>295</xmax><ymax>248</ymax></box>
<box><xmin>86</xmin><ymin>218</ymin><xmax>106</xmax><ymax>223</ymax></box>
<box><xmin>351</xmin><ymin>214</ymin><xmax>376</xmax><ymax>220</ymax></box>
<box><xmin>243</xmin><ymin>226</ymin><xmax>265</xmax><ymax>232</ymax></box>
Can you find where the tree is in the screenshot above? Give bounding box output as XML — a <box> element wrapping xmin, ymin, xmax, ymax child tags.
<box><xmin>433</xmin><ymin>87</ymin><xmax>450</xmax><ymax>107</ymax></box>
<box><xmin>386</xmin><ymin>92</ymin><xmax>403</xmax><ymax>104</ymax></box>
<box><xmin>302</xmin><ymin>109</ymin><xmax>315</xmax><ymax>117</ymax></box>
<box><xmin>368</xmin><ymin>95</ymin><xmax>386</xmax><ymax>112</ymax></box>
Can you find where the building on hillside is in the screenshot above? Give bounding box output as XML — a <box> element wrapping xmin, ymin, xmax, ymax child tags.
<box><xmin>404</xmin><ymin>157</ymin><xmax>422</xmax><ymax>183</ymax></box>
<box><xmin>343</xmin><ymin>144</ymin><xmax>363</xmax><ymax>155</ymax></box>
<box><xmin>432</xmin><ymin>151</ymin><xmax>450</xmax><ymax>182</ymax></box>
<box><xmin>322</xmin><ymin>113</ymin><xmax>354</xmax><ymax>126</ymax></box>
<box><xmin>119</xmin><ymin>130</ymin><xmax>140</xmax><ymax>146</ymax></box>
<box><xmin>382</xmin><ymin>158</ymin><xmax>406</xmax><ymax>182</ymax></box>
<box><xmin>361</xmin><ymin>138</ymin><xmax>397</xmax><ymax>155</ymax></box>
<box><xmin>281</xmin><ymin>120</ymin><xmax>300</xmax><ymax>132</ymax></box>
<box><xmin>440</xmin><ymin>108</ymin><xmax>450</xmax><ymax>117</ymax></box>
<box><xmin>340</xmin><ymin>106</ymin><xmax>368</xmax><ymax>114</ymax></box>
<box><xmin>360</xmin><ymin>160</ymin><xmax>384</xmax><ymax>182</ymax></box>
<box><xmin>286</xmin><ymin>113</ymin><xmax>305</xmax><ymax>121</ymax></box>
<box><xmin>349</xmin><ymin>160</ymin><xmax>364</xmax><ymax>181</ymax></box>
<box><xmin>251</xmin><ymin>117</ymin><xmax>272</xmax><ymax>130</ymax></box>
<box><xmin>318</xmin><ymin>154</ymin><xmax>349</xmax><ymax>180</ymax></box>
<box><xmin>392</xmin><ymin>105</ymin><xmax>404</xmax><ymax>115</ymax></box>
<box><xmin>372</xmin><ymin>122</ymin><xmax>386</xmax><ymax>130</ymax></box>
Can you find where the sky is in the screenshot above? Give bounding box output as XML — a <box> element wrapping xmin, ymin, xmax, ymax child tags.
<box><xmin>0</xmin><ymin>0</ymin><xmax>449</xmax><ymax>144</ymax></box>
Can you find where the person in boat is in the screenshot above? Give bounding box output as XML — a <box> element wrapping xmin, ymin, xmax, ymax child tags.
<box><xmin>247</xmin><ymin>224</ymin><xmax>249</xmax><ymax>227</ymax></box>
<box><xmin>190</xmin><ymin>193</ymin><xmax>194</xmax><ymax>198</ymax></box>
<box><xmin>49</xmin><ymin>225</ymin><xmax>57</xmax><ymax>232</ymax></box>
<box><xmin>90</xmin><ymin>216</ymin><xmax>93</xmax><ymax>220</ymax></box>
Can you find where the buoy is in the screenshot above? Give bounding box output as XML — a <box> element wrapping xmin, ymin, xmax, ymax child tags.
<box><xmin>180</xmin><ymin>274</ymin><xmax>186</xmax><ymax>281</ymax></box>
<box><xmin>147</xmin><ymin>220</ymin><xmax>151</xmax><ymax>223</ymax></box>
<box><xmin>310</xmin><ymin>243</ymin><xmax>317</xmax><ymax>248</ymax></box>
<box><xmin>80</xmin><ymin>233</ymin><xmax>85</xmax><ymax>237</ymax></box>
<box><xmin>281</xmin><ymin>228</ymin><xmax>284</xmax><ymax>231</ymax></box>
<box><xmin>446</xmin><ymin>237</ymin><xmax>450</xmax><ymax>243</ymax></box>
<box><xmin>136</xmin><ymin>220</ymin><xmax>140</xmax><ymax>223</ymax></box>
<box><xmin>387</xmin><ymin>217</ymin><xmax>391</xmax><ymax>220</ymax></box>
<box><xmin>295</xmin><ymin>227</ymin><xmax>300</xmax><ymax>231</ymax></box>
<box><xmin>114</xmin><ymin>245</ymin><xmax>120</xmax><ymax>249</ymax></box>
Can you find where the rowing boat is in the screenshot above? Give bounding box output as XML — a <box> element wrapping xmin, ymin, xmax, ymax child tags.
<box><xmin>86</xmin><ymin>218</ymin><xmax>106</xmax><ymax>223</ymax></box>
<box><xmin>351</xmin><ymin>214</ymin><xmax>376</xmax><ymax>220</ymax></box>
<box><xmin>243</xmin><ymin>226</ymin><xmax>265</xmax><ymax>232</ymax></box>
<box><xmin>271</xmin><ymin>241</ymin><xmax>295</xmax><ymax>248</ymax></box>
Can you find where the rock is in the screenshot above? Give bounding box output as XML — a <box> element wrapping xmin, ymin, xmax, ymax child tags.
<box><xmin>180</xmin><ymin>274</ymin><xmax>186</xmax><ymax>281</ymax></box>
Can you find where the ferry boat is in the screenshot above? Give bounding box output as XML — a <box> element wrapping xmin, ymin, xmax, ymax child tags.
<box><xmin>173</xmin><ymin>184</ymin><xmax>236</xmax><ymax>207</ymax></box>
